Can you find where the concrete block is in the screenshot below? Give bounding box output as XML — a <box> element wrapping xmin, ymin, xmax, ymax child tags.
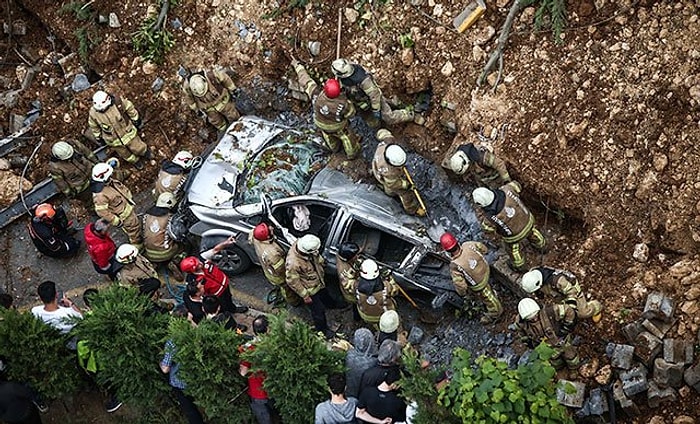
<box><xmin>613</xmin><ymin>379</ymin><xmax>641</xmax><ymax>417</ymax></box>
<box><xmin>634</xmin><ymin>331</ymin><xmax>663</xmax><ymax>365</ymax></box>
<box><xmin>663</xmin><ymin>339</ymin><xmax>694</xmax><ymax>365</ymax></box>
<box><xmin>642</xmin><ymin>318</ymin><xmax>674</xmax><ymax>340</ymax></box>
<box><xmin>642</xmin><ymin>291</ymin><xmax>675</xmax><ymax>322</ymax></box>
<box><xmin>653</xmin><ymin>358</ymin><xmax>685</xmax><ymax>388</ymax></box>
<box><xmin>556</xmin><ymin>379</ymin><xmax>586</xmax><ymax>408</ymax></box>
<box><xmin>622</xmin><ymin>321</ymin><xmax>644</xmax><ymax>344</ymax></box>
<box><xmin>606</xmin><ymin>343</ymin><xmax>635</xmax><ymax>369</ymax></box>
<box><xmin>3</xmin><ymin>20</ymin><xmax>26</xmax><ymax>36</ymax></box>
<box><xmin>620</xmin><ymin>364</ymin><xmax>648</xmax><ymax>397</ymax></box>
<box><xmin>647</xmin><ymin>381</ymin><xmax>677</xmax><ymax>408</ymax></box>
<box><xmin>588</xmin><ymin>388</ymin><xmax>608</xmax><ymax>416</ymax></box>
<box><xmin>684</xmin><ymin>360</ymin><xmax>700</xmax><ymax>392</ymax></box>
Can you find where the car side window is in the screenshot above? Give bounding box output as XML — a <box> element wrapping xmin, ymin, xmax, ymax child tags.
<box><xmin>271</xmin><ymin>202</ymin><xmax>337</xmax><ymax>244</ymax></box>
<box><xmin>346</xmin><ymin>219</ymin><xmax>414</xmax><ymax>267</ymax></box>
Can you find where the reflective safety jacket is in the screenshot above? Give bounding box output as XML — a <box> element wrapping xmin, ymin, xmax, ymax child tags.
<box><xmin>449</xmin><ymin>241</ymin><xmax>490</xmax><ymax>295</ymax></box>
<box><xmin>92</xmin><ymin>180</ymin><xmax>135</xmax><ymax>226</ymax></box>
<box><xmin>481</xmin><ymin>181</ymin><xmax>534</xmax><ymax>243</ymax></box>
<box><xmin>372</xmin><ymin>141</ymin><xmax>410</xmax><ymax>195</ymax></box>
<box><xmin>87</xmin><ymin>95</ymin><xmax>139</xmax><ymax>146</ymax></box>
<box><xmin>249</xmin><ymin>233</ymin><xmax>286</xmax><ymax>286</ymax></box>
<box><xmin>285</xmin><ymin>244</ymin><xmax>325</xmax><ymax>299</ymax></box>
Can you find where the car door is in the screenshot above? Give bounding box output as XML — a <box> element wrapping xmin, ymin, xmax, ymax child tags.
<box><xmin>268</xmin><ymin>197</ymin><xmax>340</xmax><ymax>253</ymax></box>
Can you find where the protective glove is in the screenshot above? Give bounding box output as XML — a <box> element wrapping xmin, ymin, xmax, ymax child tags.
<box><xmin>112</xmin><ymin>217</ymin><xmax>122</xmax><ymax>228</ymax></box>
<box><xmin>133</xmin><ymin>117</ymin><xmax>143</xmax><ymax>129</ymax></box>
<box><xmin>107</xmin><ymin>158</ymin><xmax>119</xmax><ymax>169</ymax></box>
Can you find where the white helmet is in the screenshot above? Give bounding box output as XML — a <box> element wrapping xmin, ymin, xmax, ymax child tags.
<box><xmin>331</xmin><ymin>58</ymin><xmax>354</xmax><ymax>78</ymax></box>
<box><xmin>116</xmin><ymin>244</ymin><xmax>139</xmax><ymax>264</ymax></box>
<box><xmin>385</xmin><ymin>144</ymin><xmax>406</xmax><ymax>167</ymax></box>
<box><xmin>172</xmin><ymin>151</ymin><xmax>194</xmax><ymax>169</ymax></box>
<box><xmin>189</xmin><ymin>74</ymin><xmax>208</xmax><ymax>97</ymax></box>
<box><xmin>376</xmin><ymin>129</ymin><xmax>393</xmax><ymax>142</ymax></box>
<box><xmin>520</xmin><ymin>269</ymin><xmax>543</xmax><ymax>294</ymax></box>
<box><xmin>379</xmin><ymin>310</ymin><xmax>400</xmax><ymax>333</ymax></box>
<box><xmin>92</xmin><ymin>162</ymin><xmax>114</xmax><ymax>182</ymax></box>
<box><xmin>518</xmin><ymin>298</ymin><xmax>541</xmax><ymax>320</ymax></box>
<box><xmin>156</xmin><ymin>192</ymin><xmax>176</xmax><ymax>208</ymax></box>
<box><xmin>92</xmin><ymin>90</ymin><xmax>112</xmax><ymax>112</ymax></box>
<box><xmin>52</xmin><ymin>141</ymin><xmax>74</xmax><ymax>160</ymax></box>
<box><xmin>472</xmin><ymin>187</ymin><xmax>495</xmax><ymax>207</ymax></box>
<box><xmin>297</xmin><ymin>234</ymin><xmax>321</xmax><ymax>254</ymax></box>
<box><xmin>449</xmin><ymin>151</ymin><xmax>470</xmax><ymax>175</ymax></box>
<box><xmin>360</xmin><ymin>259</ymin><xmax>380</xmax><ymax>280</ymax></box>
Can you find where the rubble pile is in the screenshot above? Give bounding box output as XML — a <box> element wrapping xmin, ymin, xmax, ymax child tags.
<box><xmin>557</xmin><ymin>291</ymin><xmax>700</xmax><ymax>422</ymax></box>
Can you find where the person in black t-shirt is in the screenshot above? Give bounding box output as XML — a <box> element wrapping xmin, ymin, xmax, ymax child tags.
<box><xmin>356</xmin><ymin>366</ymin><xmax>405</xmax><ymax>424</ymax></box>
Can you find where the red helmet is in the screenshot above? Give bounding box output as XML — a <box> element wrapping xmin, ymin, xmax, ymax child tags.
<box><xmin>253</xmin><ymin>223</ymin><xmax>272</xmax><ymax>241</ymax></box>
<box><xmin>179</xmin><ymin>256</ymin><xmax>201</xmax><ymax>273</ymax></box>
<box><xmin>35</xmin><ymin>203</ymin><xmax>56</xmax><ymax>219</ymax></box>
<box><xmin>440</xmin><ymin>232</ymin><xmax>458</xmax><ymax>251</ymax></box>
<box><xmin>323</xmin><ymin>79</ymin><xmax>341</xmax><ymax>99</ymax></box>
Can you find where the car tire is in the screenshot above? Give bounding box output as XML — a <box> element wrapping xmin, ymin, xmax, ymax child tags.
<box><xmin>213</xmin><ymin>245</ymin><xmax>252</xmax><ymax>276</ymax></box>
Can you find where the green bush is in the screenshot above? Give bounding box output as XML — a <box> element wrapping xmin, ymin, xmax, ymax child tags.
<box><xmin>0</xmin><ymin>308</ymin><xmax>82</xmax><ymax>399</ymax></box>
<box><xmin>71</xmin><ymin>286</ymin><xmax>170</xmax><ymax>409</ymax></box>
<box><xmin>439</xmin><ymin>342</ymin><xmax>573</xmax><ymax>423</ymax></box>
<box><xmin>243</xmin><ymin>312</ymin><xmax>344</xmax><ymax>424</ymax></box>
<box><xmin>169</xmin><ymin>318</ymin><xmax>253</xmax><ymax>423</ymax></box>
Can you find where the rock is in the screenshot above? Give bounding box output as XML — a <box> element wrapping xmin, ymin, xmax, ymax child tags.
<box><xmin>142</xmin><ymin>61</ymin><xmax>158</xmax><ymax>75</ymax></box>
<box><xmin>400</xmin><ymin>48</ymin><xmax>414</xmax><ymax>66</ymax></box>
<box><xmin>647</xmin><ymin>381</ymin><xmax>677</xmax><ymax>408</ymax></box>
<box><xmin>620</xmin><ymin>364</ymin><xmax>648</xmax><ymax>397</ymax></box>
<box><xmin>71</xmin><ymin>74</ymin><xmax>90</xmax><ymax>92</ymax></box>
<box><xmin>664</xmin><ymin>339</ymin><xmax>694</xmax><ymax>365</ymax></box>
<box><xmin>441</xmin><ymin>61</ymin><xmax>454</xmax><ymax>77</ymax></box>
<box><xmin>635</xmin><ymin>331</ymin><xmax>663</xmax><ymax>365</ymax></box>
<box><xmin>0</xmin><ymin>170</ymin><xmax>32</xmax><ymax>206</ymax></box>
<box><xmin>171</xmin><ymin>18</ymin><xmax>182</xmax><ymax>30</ymax></box>
<box><xmin>669</xmin><ymin>260</ymin><xmax>695</xmax><ymax>278</ymax></box>
<box><xmin>0</xmin><ymin>159</ymin><xmax>9</xmax><ymax>170</ymax></box>
<box><xmin>650</xmin><ymin>417</ymin><xmax>667</xmax><ymax>424</ymax></box>
<box><xmin>407</xmin><ymin>326</ymin><xmax>424</xmax><ymax>345</ymax></box>
<box><xmin>344</xmin><ymin>8</ymin><xmax>359</xmax><ymax>24</ymax></box>
<box><xmin>652</xmin><ymin>153</ymin><xmax>668</xmax><ymax>171</ymax></box>
<box><xmin>595</xmin><ymin>365</ymin><xmax>612</xmax><ymax>385</ymax></box>
<box><xmin>643</xmin><ymin>292</ymin><xmax>675</xmax><ymax>322</ymax></box>
<box><xmin>607</xmin><ymin>343</ymin><xmax>635</xmax><ymax>369</ymax></box>
<box><xmin>472</xmin><ymin>45</ymin><xmax>485</xmax><ymax>62</ymax></box>
<box><xmin>613</xmin><ymin>378</ymin><xmax>641</xmax><ymax>416</ymax></box>
<box><xmin>579</xmin><ymin>357</ymin><xmax>599</xmax><ymax>378</ymax></box>
<box><xmin>622</xmin><ymin>321</ymin><xmax>644</xmax><ymax>344</ymax></box>
<box><xmin>653</xmin><ymin>358</ymin><xmax>685</xmax><ymax>388</ymax></box>
<box><xmin>686</xmin><ymin>286</ymin><xmax>700</xmax><ymax>301</ymax></box>
<box><xmin>473</xmin><ymin>26</ymin><xmax>496</xmax><ymax>46</ymax></box>
<box><xmin>588</xmin><ymin>388</ymin><xmax>608</xmax><ymax>416</ymax></box>
<box><xmin>684</xmin><ymin>360</ymin><xmax>700</xmax><ymax>392</ymax></box>
<box><xmin>0</xmin><ymin>89</ymin><xmax>20</xmax><ymax>108</ymax></box>
<box><xmin>151</xmin><ymin>77</ymin><xmax>164</xmax><ymax>92</ymax></box>
<box><xmin>433</xmin><ymin>4</ymin><xmax>444</xmax><ymax>17</ymax></box>
<box><xmin>556</xmin><ymin>379</ymin><xmax>586</xmax><ymax>408</ymax></box>
<box><xmin>633</xmin><ymin>243</ymin><xmax>649</xmax><ymax>262</ymax></box>
<box><xmin>680</xmin><ymin>301</ymin><xmax>699</xmax><ymax>316</ymax></box>
<box><xmin>642</xmin><ymin>318</ymin><xmax>674</xmax><ymax>340</ymax></box>
<box><xmin>108</xmin><ymin>13</ymin><xmax>120</xmax><ymax>28</ymax></box>
<box><xmin>678</xmin><ymin>385</ymin><xmax>691</xmax><ymax>398</ymax></box>
<box><xmin>307</xmin><ymin>41</ymin><xmax>321</xmax><ymax>57</ymax></box>
<box><xmin>673</xmin><ymin>415</ymin><xmax>696</xmax><ymax>424</ymax></box>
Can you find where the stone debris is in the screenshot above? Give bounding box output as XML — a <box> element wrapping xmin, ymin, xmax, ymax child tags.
<box><xmin>620</xmin><ymin>364</ymin><xmax>648</xmax><ymax>397</ymax></box>
<box><xmin>641</xmin><ymin>318</ymin><xmax>674</xmax><ymax>340</ymax></box>
<box><xmin>684</xmin><ymin>360</ymin><xmax>700</xmax><ymax>392</ymax></box>
<box><xmin>407</xmin><ymin>325</ymin><xmax>424</xmax><ymax>345</ymax></box>
<box><xmin>663</xmin><ymin>339</ymin><xmax>694</xmax><ymax>365</ymax></box>
<box><xmin>634</xmin><ymin>331</ymin><xmax>663</xmax><ymax>366</ymax></box>
<box><xmin>613</xmin><ymin>379</ymin><xmax>640</xmax><ymax>416</ymax></box>
<box><xmin>606</xmin><ymin>343</ymin><xmax>634</xmax><ymax>370</ymax></box>
<box><xmin>653</xmin><ymin>358</ymin><xmax>685</xmax><ymax>388</ymax></box>
<box><xmin>587</xmin><ymin>387</ymin><xmax>608</xmax><ymax>416</ymax></box>
<box><xmin>71</xmin><ymin>74</ymin><xmax>90</xmax><ymax>92</ymax></box>
<box><xmin>643</xmin><ymin>291</ymin><xmax>675</xmax><ymax>323</ymax></box>
<box><xmin>556</xmin><ymin>379</ymin><xmax>585</xmax><ymax>408</ymax></box>
<box><xmin>647</xmin><ymin>381</ymin><xmax>677</xmax><ymax>408</ymax></box>
<box><xmin>109</xmin><ymin>13</ymin><xmax>121</xmax><ymax>28</ymax></box>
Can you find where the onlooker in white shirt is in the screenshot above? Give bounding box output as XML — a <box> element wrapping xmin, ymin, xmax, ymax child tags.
<box><xmin>31</xmin><ymin>280</ymin><xmax>82</xmax><ymax>334</ymax></box>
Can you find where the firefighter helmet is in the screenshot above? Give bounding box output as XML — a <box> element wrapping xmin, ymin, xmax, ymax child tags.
<box><xmin>116</xmin><ymin>244</ymin><xmax>139</xmax><ymax>264</ymax></box>
<box><xmin>92</xmin><ymin>90</ymin><xmax>112</xmax><ymax>112</ymax></box>
<box><xmin>472</xmin><ymin>187</ymin><xmax>495</xmax><ymax>207</ymax></box>
<box><xmin>180</xmin><ymin>256</ymin><xmax>201</xmax><ymax>273</ymax></box>
<box><xmin>156</xmin><ymin>192</ymin><xmax>176</xmax><ymax>208</ymax></box>
<box><xmin>297</xmin><ymin>234</ymin><xmax>321</xmax><ymax>254</ymax></box>
<box><xmin>172</xmin><ymin>151</ymin><xmax>194</xmax><ymax>169</ymax></box>
<box><xmin>337</xmin><ymin>241</ymin><xmax>360</xmax><ymax>261</ymax></box>
<box><xmin>360</xmin><ymin>259</ymin><xmax>379</xmax><ymax>280</ymax></box>
<box><xmin>449</xmin><ymin>150</ymin><xmax>470</xmax><ymax>175</ymax></box>
<box><xmin>379</xmin><ymin>310</ymin><xmax>400</xmax><ymax>333</ymax></box>
<box><xmin>440</xmin><ymin>232</ymin><xmax>458</xmax><ymax>251</ymax></box>
<box><xmin>253</xmin><ymin>223</ymin><xmax>272</xmax><ymax>241</ymax></box>
<box><xmin>331</xmin><ymin>58</ymin><xmax>354</xmax><ymax>78</ymax></box>
<box><xmin>518</xmin><ymin>298</ymin><xmax>541</xmax><ymax>320</ymax></box>
<box><xmin>376</xmin><ymin>129</ymin><xmax>392</xmax><ymax>142</ymax></box>
<box><xmin>91</xmin><ymin>162</ymin><xmax>113</xmax><ymax>182</ymax></box>
<box><xmin>52</xmin><ymin>141</ymin><xmax>74</xmax><ymax>160</ymax></box>
<box><xmin>189</xmin><ymin>74</ymin><xmax>208</xmax><ymax>97</ymax></box>
<box><xmin>520</xmin><ymin>269</ymin><xmax>544</xmax><ymax>293</ymax></box>
<box><xmin>323</xmin><ymin>79</ymin><xmax>341</xmax><ymax>99</ymax></box>
<box><xmin>385</xmin><ymin>144</ymin><xmax>406</xmax><ymax>167</ymax></box>
<box><xmin>35</xmin><ymin>203</ymin><xmax>56</xmax><ymax>219</ymax></box>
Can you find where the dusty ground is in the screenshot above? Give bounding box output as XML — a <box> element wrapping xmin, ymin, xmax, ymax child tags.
<box><xmin>1</xmin><ymin>0</ymin><xmax>699</xmax><ymax>422</ymax></box>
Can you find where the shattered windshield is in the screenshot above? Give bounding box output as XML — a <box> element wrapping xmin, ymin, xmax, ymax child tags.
<box><xmin>236</xmin><ymin>132</ymin><xmax>327</xmax><ymax>206</ymax></box>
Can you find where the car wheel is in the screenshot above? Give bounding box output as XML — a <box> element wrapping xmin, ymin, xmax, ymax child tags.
<box><xmin>213</xmin><ymin>245</ymin><xmax>252</xmax><ymax>276</ymax></box>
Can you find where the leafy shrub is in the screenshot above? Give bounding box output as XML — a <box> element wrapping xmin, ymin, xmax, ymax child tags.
<box><xmin>243</xmin><ymin>312</ymin><xmax>344</xmax><ymax>424</ymax></box>
<box><xmin>439</xmin><ymin>342</ymin><xmax>573</xmax><ymax>423</ymax></box>
<box><xmin>527</xmin><ymin>0</ymin><xmax>567</xmax><ymax>43</ymax></box>
<box><xmin>132</xmin><ymin>0</ymin><xmax>180</xmax><ymax>64</ymax></box>
<box><xmin>71</xmin><ymin>286</ymin><xmax>170</xmax><ymax>409</ymax></box>
<box><xmin>168</xmin><ymin>318</ymin><xmax>253</xmax><ymax>423</ymax></box>
<box><xmin>0</xmin><ymin>308</ymin><xmax>82</xmax><ymax>399</ymax></box>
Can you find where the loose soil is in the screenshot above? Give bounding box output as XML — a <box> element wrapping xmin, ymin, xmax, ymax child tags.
<box><xmin>2</xmin><ymin>0</ymin><xmax>699</xmax><ymax>422</ymax></box>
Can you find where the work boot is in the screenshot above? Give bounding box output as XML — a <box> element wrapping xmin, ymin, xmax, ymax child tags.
<box><xmin>234</xmin><ymin>305</ymin><xmax>249</xmax><ymax>314</ymax></box>
<box><xmin>144</xmin><ymin>148</ymin><xmax>153</xmax><ymax>160</ymax></box>
<box><xmin>105</xmin><ymin>395</ymin><xmax>123</xmax><ymax>413</ymax></box>
<box><xmin>133</xmin><ymin>160</ymin><xmax>144</xmax><ymax>170</ymax></box>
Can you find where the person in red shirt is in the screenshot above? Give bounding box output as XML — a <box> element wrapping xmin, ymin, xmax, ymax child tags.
<box><xmin>239</xmin><ymin>315</ymin><xmax>277</xmax><ymax>424</ymax></box>
<box><xmin>84</xmin><ymin>218</ymin><xmax>119</xmax><ymax>281</ymax></box>
<box><xmin>179</xmin><ymin>236</ymin><xmax>248</xmax><ymax>314</ymax></box>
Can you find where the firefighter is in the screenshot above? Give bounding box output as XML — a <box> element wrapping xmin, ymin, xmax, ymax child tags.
<box><xmin>285</xmin><ymin>234</ymin><xmax>336</xmax><ymax>339</ymax></box>
<box><xmin>355</xmin><ymin>259</ymin><xmax>399</xmax><ymax>328</ymax></box>
<box><xmin>331</xmin><ymin>58</ymin><xmax>424</xmax><ymax>126</ymax></box>
<box><xmin>371</xmin><ymin>129</ymin><xmax>424</xmax><ymax>216</ymax></box>
<box><xmin>520</xmin><ymin>267</ymin><xmax>603</xmax><ymax>323</ymax></box>
<box><xmin>291</xmin><ymin>60</ymin><xmax>361</xmax><ymax>159</ymax></box>
<box><xmin>441</xmin><ymin>232</ymin><xmax>503</xmax><ymax>324</ymax></box>
<box><xmin>154</xmin><ymin>150</ymin><xmax>194</xmax><ymax>201</ymax></box>
<box><xmin>446</xmin><ymin>142</ymin><xmax>511</xmax><ymax>189</ymax></box>
<box><xmin>48</xmin><ymin>140</ymin><xmax>97</xmax><ymax>199</ymax></box>
<box><xmin>182</xmin><ymin>68</ymin><xmax>240</xmax><ymax>132</ymax></box>
<box><xmin>87</xmin><ymin>90</ymin><xmax>150</xmax><ymax>169</ymax></box>
<box><xmin>91</xmin><ymin>162</ymin><xmax>143</xmax><ymax>248</ymax></box>
<box><xmin>336</xmin><ymin>241</ymin><xmax>361</xmax><ymax>306</ymax></box>
<box><xmin>27</xmin><ymin>203</ymin><xmax>81</xmax><ymax>258</ymax></box>
<box><xmin>115</xmin><ymin>243</ymin><xmax>161</xmax><ymax>299</ymax></box>
<box><xmin>248</xmin><ymin>222</ymin><xmax>302</xmax><ymax>306</ymax></box>
<box><xmin>142</xmin><ymin>192</ymin><xmax>183</xmax><ymax>269</ymax></box>
<box><xmin>472</xmin><ymin>182</ymin><xmax>546</xmax><ymax>271</ymax></box>
<box><xmin>513</xmin><ymin>298</ymin><xmax>580</xmax><ymax>371</ymax></box>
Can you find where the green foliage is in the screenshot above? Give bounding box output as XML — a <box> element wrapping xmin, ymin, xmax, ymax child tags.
<box><xmin>58</xmin><ymin>1</ymin><xmax>94</xmax><ymax>21</ymax></box>
<box><xmin>71</xmin><ymin>286</ymin><xmax>170</xmax><ymax>410</ymax></box>
<box><xmin>532</xmin><ymin>0</ymin><xmax>568</xmax><ymax>44</ymax></box>
<box><xmin>132</xmin><ymin>18</ymin><xmax>176</xmax><ymax>65</ymax></box>
<box><xmin>168</xmin><ymin>318</ymin><xmax>253</xmax><ymax>423</ymax></box>
<box><xmin>244</xmin><ymin>312</ymin><xmax>344</xmax><ymax>424</ymax></box>
<box><xmin>75</xmin><ymin>27</ymin><xmax>101</xmax><ymax>64</ymax></box>
<box><xmin>263</xmin><ymin>0</ymin><xmax>311</xmax><ymax>20</ymax></box>
<box><xmin>400</xmin><ymin>348</ymin><xmax>460</xmax><ymax>424</ymax></box>
<box><xmin>0</xmin><ymin>308</ymin><xmax>82</xmax><ymax>399</ymax></box>
<box><xmin>399</xmin><ymin>33</ymin><xmax>415</xmax><ymax>49</ymax></box>
<box><xmin>439</xmin><ymin>342</ymin><xmax>573</xmax><ymax>424</ymax></box>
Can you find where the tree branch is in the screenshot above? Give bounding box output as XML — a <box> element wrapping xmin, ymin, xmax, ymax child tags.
<box><xmin>478</xmin><ymin>0</ymin><xmax>528</xmax><ymax>89</ymax></box>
